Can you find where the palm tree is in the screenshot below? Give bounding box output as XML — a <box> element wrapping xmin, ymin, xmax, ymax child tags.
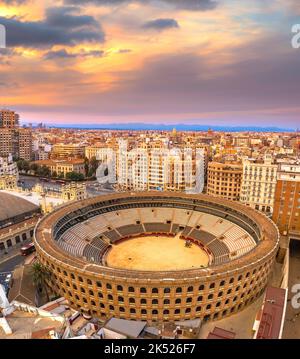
<box><xmin>31</xmin><ymin>262</ymin><xmax>51</xmax><ymax>302</ymax></box>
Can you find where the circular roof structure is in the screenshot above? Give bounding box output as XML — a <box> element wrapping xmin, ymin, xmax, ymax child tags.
<box><xmin>0</xmin><ymin>192</ymin><xmax>39</xmax><ymax>223</ymax></box>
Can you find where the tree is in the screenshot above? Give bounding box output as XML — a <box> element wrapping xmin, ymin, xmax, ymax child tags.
<box><xmin>52</xmin><ymin>170</ymin><xmax>58</xmax><ymax>178</ymax></box>
<box><xmin>30</xmin><ymin>163</ymin><xmax>39</xmax><ymax>173</ymax></box>
<box><xmin>89</xmin><ymin>156</ymin><xmax>99</xmax><ymax>175</ymax></box>
<box><xmin>66</xmin><ymin>171</ymin><xmax>85</xmax><ymax>181</ymax></box>
<box><xmin>31</xmin><ymin>262</ymin><xmax>51</xmax><ymax>302</ymax></box>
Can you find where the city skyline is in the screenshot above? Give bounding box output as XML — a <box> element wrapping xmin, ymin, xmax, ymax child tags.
<box><xmin>0</xmin><ymin>0</ymin><xmax>300</xmax><ymax>127</ymax></box>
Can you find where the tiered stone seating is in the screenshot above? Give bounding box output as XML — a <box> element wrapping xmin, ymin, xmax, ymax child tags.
<box><xmin>143</xmin><ymin>223</ymin><xmax>171</xmax><ymax>233</ymax></box>
<box><xmin>59</xmin><ymin>230</ymin><xmax>86</xmax><ymax>257</ymax></box>
<box><xmin>117</xmin><ymin>224</ymin><xmax>145</xmax><ymax>237</ymax></box>
<box><xmin>103</xmin><ymin>229</ymin><xmax>121</xmax><ymax>243</ymax></box>
<box><xmin>171</xmin><ymin>223</ymin><xmax>180</xmax><ymax>234</ymax></box>
<box><xmin>207</xmin><ymin>239</ymin><xmax>230</xmax><ymax>257</ymax></box>
<box><xmin>83</xmin><ymin>244</ymin><xmax>102</xmax><ymax>263</ymax></box>
<box><xmin>188</xmin><ymin>229</ymin><xmax>215</xmax><ymax>245</ymax></box>
<box><xmin>181</xmin><ymin>226</ymin><xmax>193</xmax><ymax>237</ymax></box>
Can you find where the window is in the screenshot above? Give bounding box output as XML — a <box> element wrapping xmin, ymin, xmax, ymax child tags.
<box><xmin>152</xmin><ymin>310</ymin><xmax>158</xmax><ymax>315</ymax></box>
<box><xmin>208</xmin><ymin>294</ymin><xmax>213</xmax><ymax>300</ymax></box>
<box><xmin>199</xmin><ymin>285</ymin><xmax>205</xmax><ymax>291</ymax></box>
<box><xmin>87</xmin><ymin>279</ymin><xmax>92</xmax><ymax>285</ymax></box>
<box><xmin>164</xmin><ymin>299</ymin><xmax>170</xmax><ymax>305</ymax></box>
<box><xmin>187</xmin><ymin>286</ymin><xmax>193</xmax><ymax>292</ymax></box>
<box><xmin>140</xmin><ymin>287</ymin><xmax>147</xmax><ymax>293</ymax></box>
<box><xmin>120</xmin><ymin>307</ymin><xmax>125</xmax><ymax>312</ymax></box>
<box><xmin>129</xmin><ymin>298</ymin><xmax>135</xmax><ymax>304</ymax></box>
<box><xmin>106</xmin><ymin>283</ymin><xmax>112</xmax><ymax>290</ymax></box>
<box><xmin>163</xmin><ymin>310</ymin><xmax>169</xmax><ymax>315</ymax></box>
<box><xmin>80</xmin><ymin>287</ymin><xmax>85</xmax><ymax>293</ymax></box>
<box><xmin>175</xmin><ymin>309</ymin><xmax>180</xmax><ymax>314</ymax></box>
<box><xmin>141</xmin><ymin>298</ymin><xmax>147</xmax><ymax>305</ymax></box>
<box><xmin>109</xmin><ymin>305</ymin><xmax>114</xmax><ymax>311</ymax></box>
<box><xmin>128</xmin><ymin>287</ymin><xmax>134</xmax><ymax>292</ymax></box>
<box><xmin>185</xmin><ymin>308</ymin><xmax>191</xmax><ymax>313</ymax></box>
<box><xmin>96</xmin><ymin>281</ymin><xmax>102</xmax><ymax>288</ymax></box>
<box><xmin>209</xmin><ymin>283</ymin><xmax>215</xmax><ymax>289</ymax></box>
<box><xmin>89</xmin><ymin>290</ymin><xmax>94</xmax><ymax>296</ymax></box>
<box><xmin>176</xmin><ymin>287</ymin><xmax>182</xmax><ymax>293</ymax></box>
<box><xmin>78</xmin><ymin>276</ymin><xmax>83</xmax><ymax>282</ymax></box>
<box><xmin>117</xmin><ymin>285</ymin><xmax>123</xmax><ymax>291</ymax></box>
<box><xmin>164</xmin><ymin>288</ymin><xmax>170</xmax><ymax>293</ymax></box>
<box><xmin>175</xmin><ymin>298</ymin><xmax>181</xmax><ymax>304</ymax></box>
<box><xmin>118</xmin><ymin>296</ymin><xmax>124</xmax><ymax>303</ymax></box>
<box><xmin>152</xmin><ymin>288</ymin><xmax>158</xmax><ymax>294</ymax></box>
<box><xmin>186</xmin><ymin>297</ymin><xmax>192</xmax><ymax>303</ymax></box>
<box><xmin>108</xmin><ymin>294</ymin><xmax>113</xmax><ymax>300</ymax></box>
<box><xmin>130</xmin><ymin>308</ymin><xmax>136</xmax><ymax>314</ymax></box>
<box><xmin>152</xmin><ymin>299</ymin><xmax>158</xmax><ymax>305</ymax></box>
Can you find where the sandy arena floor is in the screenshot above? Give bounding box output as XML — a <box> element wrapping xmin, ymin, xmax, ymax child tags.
<box><xmin>106</xmin><ymin>235</ymin><xmax>209</xmax><ymax>271</ymax></box>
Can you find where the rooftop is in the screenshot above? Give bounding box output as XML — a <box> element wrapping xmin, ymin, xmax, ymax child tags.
<box><xmin>0</xmin><ymin>192</ymin><xmax>39</xmax><ymax>223</ymax></box>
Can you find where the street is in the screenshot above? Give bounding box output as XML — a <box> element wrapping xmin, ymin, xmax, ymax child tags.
<box><xmin>0</xmin><ymin>254</ymin><xmax>25</xmax><ymax>273</ymax></box>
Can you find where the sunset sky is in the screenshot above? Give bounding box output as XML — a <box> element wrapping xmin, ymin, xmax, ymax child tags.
<box><xmin>0</xmin><ymin>0</ymin><xmax>299</xmax><ymax>128</ymax></box>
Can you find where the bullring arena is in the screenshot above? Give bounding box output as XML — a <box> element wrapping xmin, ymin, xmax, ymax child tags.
<box><xmin>34</xmin><ymin>192</ymin><xmax>279</xmax><ymax>323</ymax></box>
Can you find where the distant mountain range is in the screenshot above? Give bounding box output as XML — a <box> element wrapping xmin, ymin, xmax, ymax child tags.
<box><xmin>26</xmin><ymin>122</ymin><xmax>296</xmax><ymax>132</ymax></box>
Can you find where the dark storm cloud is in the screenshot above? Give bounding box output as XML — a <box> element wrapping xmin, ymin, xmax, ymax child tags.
<box><xmin>142</xmin><ymin>18</ymin><xmax>179</xmax><ymax>31</ymax></box>
<box><xmin>45</xmin><ymin>6</ymin><xmax>98</xmax><ymax>29</ymax></box>
<box><xmin>44</xmin><ymin>48</ymin><xmax>104</xmax><ymax>60</ymax></box>
<box><xmin>44</xmin><ymin>49</ymin><xmax>77</xmax><ymax>60</ymax></box>
<box><xmin>0</xmin><ymin>0</ymin><xmax>28</xmax><ymax>4</ymax></box>
<box><xmin>0</xmin><ymin>6</ymin><xmax>105</xmax><ymax>48</ymax></box>
<box><xmin>64</xmin><ymin>0</ymin><xmax>218</xmax><ymax>11</ymax></box>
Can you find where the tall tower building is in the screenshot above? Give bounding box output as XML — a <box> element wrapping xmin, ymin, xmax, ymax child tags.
<box><xmin>0</xmin><ymin>109</ymin><xmax>32</xmax><ymax>161</ymax></box>
<box><xmin>272</xmin><ymin>163</ymin><xmax>300</xmax><ymax>239</ymax></box>
<box><xmin>0</xmin><ymin>109</ymin><xmax>19</xmax><ymax>129</ymax></box>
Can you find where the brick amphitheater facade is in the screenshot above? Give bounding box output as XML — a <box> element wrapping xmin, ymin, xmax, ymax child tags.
<box><xmin>34</xmin><ymin>192</ymin><xmax>279</xmax><ymax>323</ymax></box>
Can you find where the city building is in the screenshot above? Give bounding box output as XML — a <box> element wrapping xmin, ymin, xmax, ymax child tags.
<box><xmin>272</xmin><ymin>163</ymin><xmax>300</xmax><ymax>239</ymax></box>
<box><xmin>61</xmin><ymin>182</ymin><xmax>87</xmax><ymax>202</ymax></box>
<box><xmin>116</xmin><ymin>140</ymin><xmax>205</xmax><ymax>193</ymax></box>
<box><xmin>33</xmin><ymin>159</ymin><xmax>85</xmax><ymax>178</ymax></box>
<box><xmin>0</xmin><ymin>154</ymin><xmax>19</xmax><ymax>179</ymax></box>
<box><xmin>240</xmin><ymin>155</ymin><xmax>278</xmax><ymax>214</ymax></box>
<box><xmin>85</xmin><ymin>146</ymin><xmax>117</xmax><ymax>183</ymax></box>
<box><xmin>207</xmin><ymin>162</ymin><xmax>243</xmax><ymax>201</ymax></box>
<box><xmin>51</xmin><ymin>144</ymin><xmax>85</xmax><ymax>159</ymax></box>
<box><xmin>0</xmin><ymin>109</ymin><xmax>19</xmax><ymax>129</ymax></box>
<box><xmin>0</xmin><ymin>192</ymin><xmax>40</xmax><ymax>255</ymax></box>
<box><xmin>0</xmin><ymin>110</ymin><xmax>32</xmax><ymax>161</ymax></box>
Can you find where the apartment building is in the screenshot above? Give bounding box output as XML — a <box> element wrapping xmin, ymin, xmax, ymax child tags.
<box><xmin>272</xmin><ymin>163</ymin><xmax>300</xmax><ymax>239</ymax></box>
<box><xmin>0</xmin><ymin>110</ymin><xmax>32</xmax><ymax>161</ymax></box>
<box><xmin>0</xmin><ymin>154</ymin><xmax>19</xmax><ymax>178</ymax></box>
<box><xmin>0</xmin><ymin>109</ymin><xmax>19</xmax><ymax>128</ymax></box>
<box><xmin>240</xmin><ymin>155</ymin><xmax>278</xmax><ymax>214</ymax></box>
<box><xmin>116</xmin><ymin>140</ymin><xmax>205</xmax><ymax>193</ymax></box>
<box><xmin>51</xmin><ymin>144</ymin><xmax>85</xmax><ymax>159</ymax></box>
<box><xmin>207</xmin><ymin>162</ymin><xmax>243</xmax><ymax>201</ymax></box>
